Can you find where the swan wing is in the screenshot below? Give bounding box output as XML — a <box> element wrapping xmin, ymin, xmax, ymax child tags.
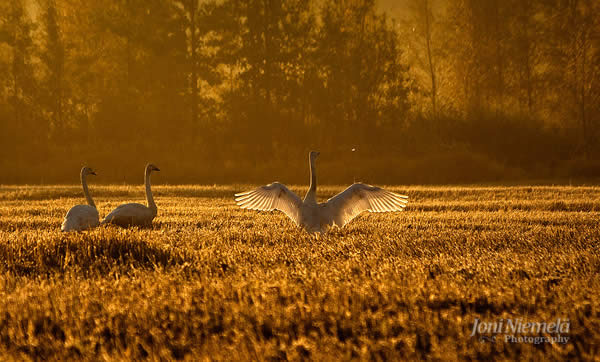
<box><xmin>235</xmin><ymin>183</ymin><xmax>303</xmax><ymax>225</ymax></box>
<box><xmin>325</xmin><ymin>183</ymin><xmax>408</xmax><ymax>227</ymax></box>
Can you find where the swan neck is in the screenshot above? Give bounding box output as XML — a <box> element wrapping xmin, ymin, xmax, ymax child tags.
<box><xmin>305</xmin><ymin>156</ymin><xmax>317</xmax><ymax>203</ymax></box>
<box><xmin>81</xmin><ymin>171</ymin><xmax>95</xmax><ymax>208</ymax></box>
<box><xmin>309</xmin><ymin>157</ymin><xmax>317</xmax><ymax>192</ymax></box>
<box><xmin>145</xmin><ymin>168</ymin><xmax>157</xmax><ymax>214</ymax></box>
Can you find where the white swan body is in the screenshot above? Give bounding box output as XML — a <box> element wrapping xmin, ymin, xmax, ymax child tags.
<box><xmin>61</xmin><ymin>167</ymin><xmax>100</xmax><ymax>232</ymax></box>
<box><xmin>101</xmin><ymin>164</ymin><xmax>160</xmax><ymax>228</ymax></box>
<box><xmin>235</xmin><ymin>151</ymin><xmax>408</xmax><ymax>233</ymax></box>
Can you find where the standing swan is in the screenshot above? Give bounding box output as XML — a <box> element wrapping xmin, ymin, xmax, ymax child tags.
<box><xmin>101</xmin><ymin>163</ymin><xmax>160</xmax><ymax>228</ymax></box>
<box><xmin>235</xmin><ymin>151</ymin><xmax>408</xmax><ymax>233</ymax></box>
<box><xmin>61</xmin><ymin>167</ymin><xmax>100</xmax><ymax>232</ymax></box>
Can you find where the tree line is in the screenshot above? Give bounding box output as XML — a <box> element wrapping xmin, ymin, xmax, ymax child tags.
<box><xmin>0</xmin><ymin>0</ymin><xmax>599</xmax><ymax>184</ymax></box>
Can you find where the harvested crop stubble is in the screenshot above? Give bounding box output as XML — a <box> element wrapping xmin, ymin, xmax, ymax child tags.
<box><xmin>0</xmin><ymin>185</ymin><xmax>598</xmax><ymax>360</ymax></box>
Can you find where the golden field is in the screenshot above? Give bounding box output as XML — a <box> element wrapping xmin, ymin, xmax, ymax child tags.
<box><xmin>0</xmin><ymin>184</ymin><xmax>599</xmax><ymax>360</ymax></box>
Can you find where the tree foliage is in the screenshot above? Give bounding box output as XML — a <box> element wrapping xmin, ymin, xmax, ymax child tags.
<box><xmin>0</xmin><ymin>0</ymin><xmax>598</xmax><ymax>183</ymax></box>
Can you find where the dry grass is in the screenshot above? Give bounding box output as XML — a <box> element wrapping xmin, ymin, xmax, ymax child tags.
<box><xmin>0</xmin><ymin>184</ymin><xmax>599</xmax><ymax>360</ymax></box>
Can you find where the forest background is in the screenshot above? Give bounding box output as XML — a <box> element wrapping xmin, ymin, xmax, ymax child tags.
<box><xmin>1</xmin><ymin>0</ymin><xmax>599</xmax><ymax>184</ymax></box>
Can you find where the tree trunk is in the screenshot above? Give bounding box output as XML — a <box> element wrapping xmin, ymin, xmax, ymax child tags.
<box><xmin>423</xmin><ymin>0</ymin><xmax>437</xmax><ymax>116</ymax></box>
<box><xmin>190</xmin><ymin>0</ymin><xmax>198</xmax><ymax>127</ymax></box>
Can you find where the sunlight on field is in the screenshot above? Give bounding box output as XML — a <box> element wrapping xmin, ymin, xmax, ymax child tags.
<box><xmin>0</xmin><ymin>185</ymin><xmax>599</xmax><ymax>359</ymax></box>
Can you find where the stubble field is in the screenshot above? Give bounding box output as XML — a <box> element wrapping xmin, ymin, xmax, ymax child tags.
<box><xmin>0</xmin><ymin>184</ymin><xmax>599</xmax><ymax>360</ymax></box>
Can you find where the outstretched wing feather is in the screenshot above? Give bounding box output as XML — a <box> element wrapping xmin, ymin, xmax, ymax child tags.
<box><xmin>235</xmin><ymin>183</ymin><xmax>302</xmax><ymax>225</ymax></box>
<box><xmin>326</xmin><ymin>183</ymin><xmax>408</xmax><ymax>227</ymax></box>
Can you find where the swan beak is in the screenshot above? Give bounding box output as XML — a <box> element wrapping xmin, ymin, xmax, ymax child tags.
<box><xmin>90</xmin><ymin>171</ymin><xmax>97</xmax><ymax>176</ymax></box>
<box><xmin>154</xmin><ymin>167</ymin><xmax>160</xmax><ymax>172</ymax></box>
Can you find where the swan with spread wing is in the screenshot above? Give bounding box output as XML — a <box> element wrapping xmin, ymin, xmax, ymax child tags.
<box><xmin>234</xmin><ymin>151</ymin><xmax>408</xmax><ymax>233</ymax></box>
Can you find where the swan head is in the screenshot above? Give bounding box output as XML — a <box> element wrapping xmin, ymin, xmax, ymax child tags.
<box><xmin>81</xmin><ymin>167</ymin><xmax>97</xmax><ymax>176</ymax></box>
<box><xmin>309</xmin><ymin>151</ymin><xmax>320</xmax><ymax>161</ymax></box>
<box><xmin>146</xmin><ymin>163</ymin><xmax>160</xmax><ymax>172</ymax></box>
